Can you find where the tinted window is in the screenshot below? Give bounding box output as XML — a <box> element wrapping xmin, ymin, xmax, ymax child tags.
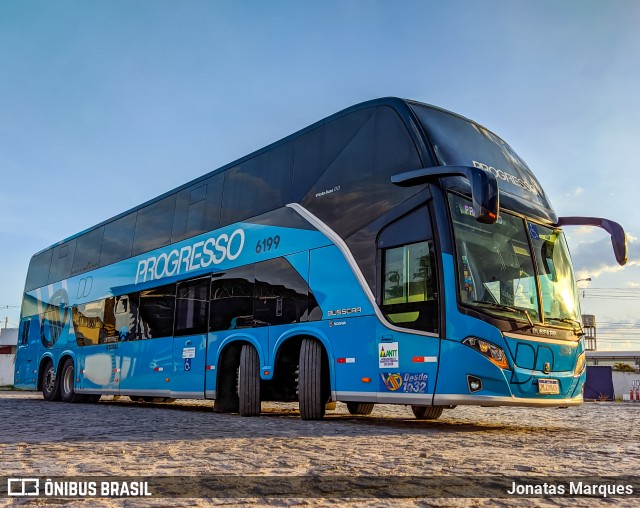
<box><xmin>410</xmin><ymin>105</ymin><xmax>551</xmax><ymax>214</ymax></box>
<box><xmin>210</xmin><ymin>266</ymin><xmax>255</xmax><ymax>331</ymax></box>
<box><xmin>221</xmin><ymin>143</ymin><xmax>293</xmax><ymax>226</ymax></box>
<box><xmin>100</xmin><ymin>213</ymin><xmax>137</xmax><ymax>267</ymax></box>
<box><xmin>103</xmin><ymin>294</ymin><xmax>139</xmax><ymax>342</ymax></box>
<box><xmin>132</xmin><ymin>195</ymin><xmax>176</xmax><ymax>256</ymax></box>
<box><xmin>25</xmin><ymin>250</ymin><xmax>53</xmax><ymax>291</ymax></box>
<box><xmin>255</xmin><ymin>258</ymin><xmax>309</xmax><ymax>325</ymax></box>
<box><xmin>138</xmin><ymin>283</ymin><xmax>176</xmax><ymax>339</ymax></box>
<box><xmin>49</xmin><ymin>240</ymin><xmax>76</xmax><ymax>283</ymax></box>
<box><xmin>71</xmin><ymin>227</ymin><xmax>104</xmax><ymax>276</ymax></box>
<box><xmin>20</xmin><ymin>320</ymin><xmax>30</xmax><ymax>346</ymax></box>
<box><xmin>381</xmin><ymin>241</ymin><xmax>438</xmax><ymax>333</ymax></box>
<box><xmin>175</xmin><ymin>277</ymin><xmax>209</xmax><ymax>336</ymax></box>
<box><xmin>172</xmin><ymin>173</ymin><xmax>224</xmax><ymax>242</ymax></box>
<box><xmin>73</xmin><ymin>300</ymin><xmax>105</xmax><ymax>346</ymax></box>
<box><xmin>378</xmin><ymin>206</ymin><xmax>432</xmax><ymax>250</ymax></box>
<box><xmin>294</xmin><ymin>106</ymin><xmax>420</xmax><ymax>239</ymax></box>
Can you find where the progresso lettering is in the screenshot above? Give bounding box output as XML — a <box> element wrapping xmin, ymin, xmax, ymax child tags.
<box><xmin>472</xmin><ymin>160</ymin><xmax>539</xmax><ymax>196</ymax></box>
<box><xmin>135</xmin><ymin>229</ymin><xmax>245</xmax><ymax>284</ymax></box>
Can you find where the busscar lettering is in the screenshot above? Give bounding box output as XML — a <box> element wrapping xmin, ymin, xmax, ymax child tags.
<box><xmin>327</xmin><ymin>307</ymin><xmax>362</xmax><ymax>317</ymax></box>
<box><xmin>135</xmin><ymin>229</ymin><xmax>245</xmax><ymax>284</ymax></box>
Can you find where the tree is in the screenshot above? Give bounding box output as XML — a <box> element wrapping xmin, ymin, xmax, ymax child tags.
<box><xmin>612</xmin><ymin>362</ymin><xmax>636</xmax><ymax>372</ymax></box>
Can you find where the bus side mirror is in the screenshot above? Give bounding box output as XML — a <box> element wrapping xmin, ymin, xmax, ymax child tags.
<box><xmin>557</xmin><ymin>216</ymin><xmax>628</xmax><ymax>266</ymax></box>
<box><xmin>391</xmin><ymin>165</ymin><xmax>499</xmax><ymax>224</ymax></box>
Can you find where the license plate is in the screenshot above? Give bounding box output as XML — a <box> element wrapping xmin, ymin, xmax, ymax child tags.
<box><xmin>538</xmin><ymin>378</ymin><xmax>560</xmax><ymax>395</ymax></box>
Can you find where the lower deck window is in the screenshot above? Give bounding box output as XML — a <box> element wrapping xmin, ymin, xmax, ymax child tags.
<box><xmin>381</xmin><ymin>241</ymin><xmax>438</xmax><ymax>333</ymax></box>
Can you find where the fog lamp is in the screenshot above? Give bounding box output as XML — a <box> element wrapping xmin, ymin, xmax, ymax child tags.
<box><xmin>467</xmin><ymin>375</ymin><xmax>482</xmax><ymax>393</ymax></box>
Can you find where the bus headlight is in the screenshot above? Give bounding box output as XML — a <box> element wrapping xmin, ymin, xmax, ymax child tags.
<box><xmin>574</xmin><ymin>352</ymin><xmax>586</xmax><ymax>376</ymax></box>
<box><xmin>462</xmin><ymin>337</ymin><xmax>510</xmax><ymax>370</ymax></box>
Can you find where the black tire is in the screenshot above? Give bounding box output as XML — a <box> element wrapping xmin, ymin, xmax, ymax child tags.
<box><xmin>60</xmin><ymin>358</ymin><xmax>85</xmax><ymax>403</ymax></box>
<box><xmin>411</xmin><ymin>405</ymin><xmax>444</xmax><ymax>420</ymax></box>
<box><xmin>42</xmin><ymin>359</ymin><xmax>61</xmax><ymax>401</ymax></box>
<box><xmin>346</xmin><ymin>402</ymin><xmax>375</xmax><ymax>416</ymax></box>
<box><xmin>238</xmin><ymin>344</ymin><xmax>261</xmax><ymax>417</ymax></box>
<box><xmin>298</xmin><ymin>338</ymin><xmax>326</xmax><ymax>420</ymax></box>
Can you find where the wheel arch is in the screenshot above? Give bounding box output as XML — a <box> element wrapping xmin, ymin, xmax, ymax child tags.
<box><xmin>272</xmin><ymin>328</ymin><xmax>336</xmax><ymax>397</ymax></box>
<box><xmin>36</xmin><ymin>353</ymin><xmax>56</xmax><ymax>391</ymax></box>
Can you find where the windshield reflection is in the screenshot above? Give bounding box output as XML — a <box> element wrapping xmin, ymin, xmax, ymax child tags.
<box><xmin>448</xmin><ymin>193</ymin><xmax>580</xmax><ymax>328</ymax></box>
<box><xmin>530</xmin><ymin>225</ymin><xmax>581</xmax><ymax>323</ymax></box>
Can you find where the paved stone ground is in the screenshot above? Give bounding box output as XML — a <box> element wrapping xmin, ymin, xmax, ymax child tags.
<box><xmin>0</xmin><ymin>391</ymin><xmax>639</xmax><ymax>507</ymax></box>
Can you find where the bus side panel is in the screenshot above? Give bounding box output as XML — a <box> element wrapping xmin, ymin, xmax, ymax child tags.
<box><xmin>78</xmin><ymin>344</ymin><xmax>121</xmax><ymax>394</ymax></box>
<box><xmin>308</xmin><ymin>245</ymin><xmax>377</xmax><ymax>400</ymax></box>
<box><xmin>171</xmin><ymin>333</ymin><xmax>207</xmax><ymax>398</ymax></box>
<box><xmin>119</xmin><ymin>338</ymin><xmax>173</xmax><ymax>396</ymax></box>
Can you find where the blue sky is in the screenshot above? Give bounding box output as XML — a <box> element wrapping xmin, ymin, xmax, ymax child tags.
<box><xmin>1</xmin><ymin>1</ymin><xmax>639</xmax><ymax>349</ymax></box>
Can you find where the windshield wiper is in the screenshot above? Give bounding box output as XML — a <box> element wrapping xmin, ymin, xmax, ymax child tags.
<box><xmin>544</xmin><ymin>317</ymin><xmax>585</xmax><ymax>336</ymax></box>
<box><xmin>473</xmin><ymin>301</ymin><xmax>534</xmax><ymax>327</ymax></box>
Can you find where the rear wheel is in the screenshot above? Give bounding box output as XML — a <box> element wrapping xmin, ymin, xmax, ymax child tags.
<box><xmin>238</xmin><ymin>344</ymin><xmax>261</xmax><ymax>417</ymax></box>
<box><xmin>298</xmin><ymin>338</ymin><xmax>327</xmax><ymax>420</ymax></box>
<box><xmin>411</xmin><ymin>405</ymin><xmax>444</xmax><ymax>420</ymax></box>
<box><xmin>60</xmin><ymin>358</ymin><xmax>85</xmax><ymax>403</ymax></box>
<box><xmin>346</xmin><ymin>402</ymin><xmax>375</xmax><ymax>416</ymax></box>
<box><xmin>42</xmin><ymin>359</ymin><xmax>61</xmax><ymax>402</ymax></box>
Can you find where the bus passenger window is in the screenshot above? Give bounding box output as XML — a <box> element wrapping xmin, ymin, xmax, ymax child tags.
<box><xmin>71</xmin><ymin>227</ymin><xmax>104</xmax><ymax>276</ymax></box>
<box><xmin>254</xmin><ymin>258</ymin><xmax>309</xmax><ymax>326</ymax></box>
<box><xmin>73</xmin><ymin>300</ymin><xmax>106</xmax><ymax>346</ymax></box>
<box><xmin>381</xmin><ymin>241</ymin><xmax>438</xmax><ymax>333</ymax></box>
<box><xmin>138</xmin><ymin>284</ymin><xmax>176</xmax><ymax>339</ymax></box>
<box><xmin>210</xmin><ymin>266</ymin><xmax>255</xmax><ymax>331</ymax></box>
<box><xmin>175</xmin><ymin>278</ymin><xmax>209</xmax><ymax>336</ymax></box>
<box><xmin>102</xmin><ymin>294</ymin><xmax>138</xmax><ymax>342</ymax></box>
<box><xmin>100</xmin><ymin>214</ymin><xmax>137</xmax><ymax>267</ymax></box>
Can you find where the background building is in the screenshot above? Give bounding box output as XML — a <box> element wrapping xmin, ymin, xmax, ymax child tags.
<box><xmin>0</xmin><ymin>327</ymin><xmax>17</xmax><ymax>385</ymax></box>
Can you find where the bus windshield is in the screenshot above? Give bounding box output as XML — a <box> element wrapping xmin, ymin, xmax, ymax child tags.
<box><xmin>448</xmin><ymin>193</ymin><xmax>580</xmax><ymax>327</ymax></box>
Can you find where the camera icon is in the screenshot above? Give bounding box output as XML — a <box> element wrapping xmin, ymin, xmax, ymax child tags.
<box><xmin>7</xmin><ymin>478</ymin><xmax>40</xmax><ymax>496</ymax></box>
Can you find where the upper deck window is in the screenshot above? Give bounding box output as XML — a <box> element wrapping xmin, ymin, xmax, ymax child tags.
<box><xmin>410</xmin><ymin>104</ymin><xmax>549</xmax><ymax>212</ymax></box>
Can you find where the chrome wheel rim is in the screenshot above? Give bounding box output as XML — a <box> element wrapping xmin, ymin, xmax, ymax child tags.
<box><xmin>44</xmin><ymin>367</ymin><xmax>55</xmax><ymax>393</ymax></box>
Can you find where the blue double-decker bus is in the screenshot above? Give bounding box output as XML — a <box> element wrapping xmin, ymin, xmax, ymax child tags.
<box><xmin>14</xmin><ymin>98</ymin><xmax>627</xmax><ymax>420</ymax></box>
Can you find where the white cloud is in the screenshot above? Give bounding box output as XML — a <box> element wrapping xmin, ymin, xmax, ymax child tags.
<box><xmin>571</xmin><ymin>233</ymin><xmax>639</xmax><ymax>279</ymax></box>
<box><xmin>565</xmin><ymin>186</ymin><xmax>585</xmax><ymax>198</ymax></box>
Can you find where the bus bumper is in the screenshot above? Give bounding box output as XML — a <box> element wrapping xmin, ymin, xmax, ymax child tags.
<box><xmin>432</xmin><ymin>393</ymin><xmax>583</xmax><ymax>407</ymax></box>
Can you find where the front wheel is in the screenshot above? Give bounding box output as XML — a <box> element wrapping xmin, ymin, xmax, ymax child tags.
<box><xmin>42</xmin><ymin>359</ymin><xmax>61</xmax><ymax>402</ymax></box>
<box><xmin>346</xmin><ymin>402</ymin><xmax>375</xmax><ymax>415</ymax></box>
<box><xmin>60</xmin><ymin>358</ymin><xmax>85</xmax><ymax>403</ymax></box>
<box><xmin>411</xmin><ymin>405</ymin><xmax>444</xmax><ymax>420</ymax></box>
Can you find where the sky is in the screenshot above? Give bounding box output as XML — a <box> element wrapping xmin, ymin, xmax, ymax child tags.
<box><xmin>1</xmin><ymin>0</ymin><xmax>639</xmax><ymax>350</ymax></box>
